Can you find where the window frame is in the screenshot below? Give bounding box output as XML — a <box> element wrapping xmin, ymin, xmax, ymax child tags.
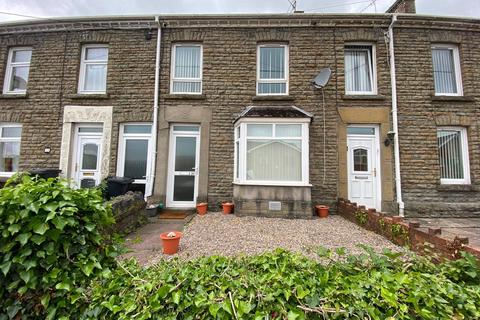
<box><xmin>116</xmin><ymin>123</ymin><xmax>153</xmax><ymax>185</ymax></box>
<box><xmin>78</xmin><ymin>44</ymin><xmax>109</xmax><ymax>94</ymax></box>
<box><xmin>170</xmin><ymin>43</ymin><xmax>203</xmax><ymax>95</ymax></box>
<box><xmin>344</xmin><ymin>43</ymin><xmax>377</xmax><ymax>95</ymax></box>
<box><xmin>3</xmin><ymin>47</ymin><xmax>32</xmax><ymax>95</ymax></box>
<box><xmin>256</xmin><ymin>44</ymin><xmax>289</xmax><ymax>96</ymax></box>
<box><xmin>431</xmin><ymin>44</ymin><xmax>463</xmax><ymax>97</ymax></box>
<box><xmin>437</xmin><ymin>126</ymin><xmax>470</xmax><ymax>185</ymax></box>
<box><xmin>234</xmin><ymin>118</ymin><xmax>309</xmax><ymax>186</ymax></box>
<box><xmin>0</xmin><ymin>123</ymin><xmax>22</xmax><ymax>177</ymax></box>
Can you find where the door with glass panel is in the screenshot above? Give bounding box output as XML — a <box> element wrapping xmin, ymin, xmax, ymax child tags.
<box><xmin>73</xmin><ymin>126</ymin><xmax>103</xmax><ymax>188</ymax></box>
<box><xmin>347</xmin><ymin>126</ymin><xmax>381</xmax><ymax>210</ymax></box>
<box><xmin>166</xmin><ymin>125</ymin><xmax>200</xmax><ymax>208</ymax></box>
<box><xmin>117</xmin><ymin>124</ymin><xmax>152</xmax><ymax>195</ymax></box>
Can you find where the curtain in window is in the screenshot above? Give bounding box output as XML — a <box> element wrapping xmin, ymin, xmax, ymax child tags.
<box><xmin>258</xmin><ymin>47</ymin><xmax>286</xmax><ymax>94</ymax></box>
<box><xmin>345</xmin><ymin>46</ymin><xmax>372</xmax><ymax>93</ymax></box>
<box><xmin>246</xmin><ymin>139</ymin><xmax>301</xmax><ymax>181</ymax></box>
<box><xmin>84</xmin><ymin>64</ymin><xmax>107</xmax><ymax>91</ymax></box>
<box><xmin>432</xmin><ymin>48</ymin><xmax>457</xmax><ymax>94</ymax></box>
<box><xmin>0</xmin><ymin>141</ymin><xmax>20</xmax><ymax>172</ymax></box>
<box><xmin>173</xmin><ymin>46</ymin><xmax>201</xmax><ymax>93</ymax></box>
<box><xmin>437</xmin><ymin>130</ymin><xmax>463</xmax><ymax>179</ymax></box>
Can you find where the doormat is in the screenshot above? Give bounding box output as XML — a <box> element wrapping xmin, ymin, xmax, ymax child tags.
<box><xmin>158</xmin><ymin>210</ymin><xmax>189</xmax><ymax>219</ymax></box>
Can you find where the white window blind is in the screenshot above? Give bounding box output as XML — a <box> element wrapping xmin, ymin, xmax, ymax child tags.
<box><xmin>79</xmin><ymin>45</ymin><xmax>108</xmax><ymax>93</ymax></box>
<box><xmin>437</xmin><ymin>127</ymin><xmax>469</xmax><ymax>184</ymax></box>
<box><xmin>344</xmin><ymin>45</ymin><xmax>375</xmax><ymax>94</ymax></box>
<box><xmin>257</xmin><ymin>45</ymin><xmax>288</xmax><ymax>95</ymax></box>
<box><xmin>171</xmin><ymin>44</ymin><xmax>202</xmax><ymax>94</ymax></box>
<box><xmin>3</xmin><ymin>47</ymin><xmax>32</xmax><ymax>94</ymax></box>
<box><xmin>432</xmin><ymin>45</ymin><xmax>461</xmax><ymax>95</ymax></box>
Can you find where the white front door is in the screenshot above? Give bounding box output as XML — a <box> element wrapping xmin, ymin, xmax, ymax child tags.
<box><xmin>166</xmin><ymin>125</ymin><xmax>200</xmax><ymax>208</ymax></box>
<box><xmin>347</xmin><ymin>126</ymin><xmax>381</xmax><ymax>210</ymax></box>
<box><xmin>72</xmin><ymin>125</ymin><xmax>103</xmax><ymax>188</ymax></box>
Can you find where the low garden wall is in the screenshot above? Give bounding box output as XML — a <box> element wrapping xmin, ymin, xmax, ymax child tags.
<box><xmin>108</xmin><ymin>191</ymin><xmax>147</xmax><ymax>235</ymax></box>
<box><xmin>337</xmin><ymin>198</ymin><xmax>480</xmax><ymax>260</ymax></box>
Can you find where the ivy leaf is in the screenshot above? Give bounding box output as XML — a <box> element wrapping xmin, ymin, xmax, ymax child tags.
<box><xmin>16</xmin><ymin>232</ymin><xmax>32</xmax><ymax>245</ymax></box>
<box><xmin>172</xmin><ymin>291</ymin><xmax>181</xmax><ymax>304</ymax></box>
<box><xmin>209</xmin><ymin>304</ymin><xmax>221</xmax><ymax>317</ymax></box>
<box><xmin>0</xmin><ymin>261</ymin><xmax>12</xmax><ymax>276</ymax></box>
<box><xmin>51</xmin><ymin>216</ymin><xmax>68</xmax><ymax>230</ymax></box>
<box><xmin>33</xmin><ymin>222</ymin><xmax>49</xmax><ymax>235</ymax></box>
<box><xmin>44</xmin><ymin>202</ymin><xmax>59</xmax><ymax>213</ymax></box>
<box><xmin>55</xmin><ymin>282</ymin><xmax>71</xmax><ymax>291</ymax></box>
<box><xmin>7</xmin><ymin>224</ymin><xmax>20</xmax><ymax>235</ymax></box>
<box><xmin>19</xmin><ymin>270</ymin><xmax>32</xmax><ymax>284</ymax></box>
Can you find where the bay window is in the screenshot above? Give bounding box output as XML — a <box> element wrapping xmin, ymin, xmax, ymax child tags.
<box><xmin>78</xmin><ymin>44</ymin><xmax>108</xmax><ymax>93</ymax></box>
<box><xmin>234</xmin><ymin>120</ymin><xmax>309</xmax><ymax>185</ymax></box>
<box><xmin>437</xmin><ymin>127</ymin><xmax>470</xmax><ymax>184</ymax></box>
<box><xmin>117</xmin><ymin>123</ymin><xmax>153</xmax><ymax>192</ymax></box>
<box><xmin>0</xmin><ymin>123</ymin><xmax>22</xmax><ymax>177</ymax></box>
<box><xmin>344</xmin><ymin>44</ymin><xmax>376</xmax><ymax>95</ymax></box>
<box><xmin>257</xmin><ymin>44</ymin><xmax>288</xmax><ymax>95</ymax></box>
<box><xmin>3</xmin><ymin>47</ymin><xmax>32</xmax><ymax>94</ymax></box>
<box><xmin>171</xmin><ymin>44</ymin><xmax>202</xmax><ymax>94</ymax></box>
<box><xmin>431</xmin><ymin>44</ymin><xmax>462</xmax><ymax>96</ymax></box>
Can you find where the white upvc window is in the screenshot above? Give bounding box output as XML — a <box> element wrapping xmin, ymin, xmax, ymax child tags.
<box><xmin>431</xmin><ymin>44</ymin><xmax>463</xmax><ymax>96</ymax></box>
<box><xmin>257</xmin><ymin>44</ymin><xmax>289</xmax><ymax>95</ymax></box>
<box><xmin>3</xmin><ymin>47</ymin><xmax>32</xmax><ymax>94</ymax></box>
<box><xmin>170</xmin><ymin>44</ymin><xmax>203</xmax><ymax>94</ymax></box>
<box><xmin>78</xmin><ymin>44</ymin><xmax>108</xmax><ymax>94</ymax></box>
<box><xmin>344</xmin><ymin>44</ymin><xmax>377</xmax><ymax>95</ymax></box>
<box><xmin>234</xmin><ymin>119</ymin><xmax>309</xmax><ymax>186</ymax></box>
<box><xmin>0</xmin><ymin>123</ymin><xmax>22</xmax><ymax>177</ymax></box>
<box><xmin>117</xmin><ymin>123</ymin><xmax>153</xmax><ymax>186</ymax></box>
<box><xmin>437</xmin><ymin>127</ymin><xmax>470</xmax><ymax>185</ymax></box>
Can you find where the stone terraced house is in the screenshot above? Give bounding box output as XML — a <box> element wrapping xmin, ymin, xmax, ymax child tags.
<box><xmin>0</xmin><ymin>0</ymin><xmax>478</xmax><ymax>218</ymax></box>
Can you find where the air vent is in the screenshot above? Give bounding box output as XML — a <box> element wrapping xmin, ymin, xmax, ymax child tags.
<box><xmin>268</xmin><ymin>201</ymin><xmax>282</xmax><ymax>211</ymax></box>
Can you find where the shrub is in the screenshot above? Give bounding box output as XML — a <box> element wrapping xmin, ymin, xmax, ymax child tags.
<box><xmin>0</xmin><ymin>175</ymin><xmax>121</xmax><ymax>320</ymax></box>
<box><xmin>82</xmin><ymin>248</ymin><xmax>480</xmax><ymax>320</ymax></box>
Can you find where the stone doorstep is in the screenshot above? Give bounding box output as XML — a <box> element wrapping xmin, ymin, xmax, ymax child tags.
<box><xmin>337</xmin><ymin>198</ymin><xmax>480</xmax><ymax>260</ymax></box>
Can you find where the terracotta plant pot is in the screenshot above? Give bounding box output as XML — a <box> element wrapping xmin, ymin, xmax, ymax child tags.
<box><xmin>222</xmin><ymin>202</ymin><xmax>234</xmax><ymax>214</ymax></box>
<box><xmin>160</xmin><ymin>231</ymin><xmax>182</xmax><ymax>255</ymax></box>
<box><xmin>315</xmin><ymin>205</ymin><xmax>329</xmax><ymax>218</ymax></box>
<box><xmin>196</xmin><ymin>202</ymin><xmax>208</xmax><ymax>215</ymax></box>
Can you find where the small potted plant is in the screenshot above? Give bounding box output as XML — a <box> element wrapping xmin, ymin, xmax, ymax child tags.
<box><xmin>146</xmin><ymin>204</ymin><xmax>159</xmax><ymax>217</ymax></box>
<box><xmin>222</xmin><ymin>202</ymin><xmax>234</xmax><ymax>214</ymax></box>
<box><xmin>160</xmin><ymin>231</ymin><xmax>182</xmax><ymax>255</ymax></box>
<box><xmin>196</xmin><ymin>202</ymin><xmax>208</xmax><ymax>215</ymax></box>
<box><xmin>315</xmin><ymin>205</ymin><xmax>329</xmax><ymax>218</ymax></box>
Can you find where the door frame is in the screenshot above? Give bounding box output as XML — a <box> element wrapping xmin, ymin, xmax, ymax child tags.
<box><xmin>347</xmin><ymin>124</ymin><xmax>382</xmax><ymax>210</ymax></box>
<box><xmin>71</xmin><ymin>123</ymin><xmax>103</xmax><ymax>187</ymax></box>
<box><xmin>166</xmin><ymin>124</ymin><xmax>201</xmax><ymax>208</ymax></box>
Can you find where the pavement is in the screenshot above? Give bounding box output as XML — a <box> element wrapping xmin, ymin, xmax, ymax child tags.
<box><xmin>121</xmin><ymin>216</ymin><xmax>189</xmax><ymax>265</ymax></box>
<box><xmin>405</xmin><ymin>217</ymin><xmax>480</xmax><ymax>249</ymax></box>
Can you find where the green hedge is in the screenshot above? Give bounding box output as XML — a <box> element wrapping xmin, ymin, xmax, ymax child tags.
<box><xmin>82</xmin><ymin>248</ymin><xmax>480</xmax><ymax>320</ymax></box>
<box><xmin>0</xmin><ymin>175</ymin><xmax>122</xmax><ymax>320</ymax></box>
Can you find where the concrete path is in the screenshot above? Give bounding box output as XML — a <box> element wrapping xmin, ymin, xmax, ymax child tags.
<box><xmin>405</xmin><ymin>217</ymin><xmax>480</xmax><ymax>249</ymax></box>
<box><xmin>121</xmin><ymin>217</ymin><xmax>188</xmax><ymax>265</ymax></box>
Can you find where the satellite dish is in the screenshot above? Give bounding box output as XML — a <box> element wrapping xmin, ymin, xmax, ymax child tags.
<box><xmin>312</xmin><ymin>68</ymin><xmax>332</xmax><ymax>89</ymax></box>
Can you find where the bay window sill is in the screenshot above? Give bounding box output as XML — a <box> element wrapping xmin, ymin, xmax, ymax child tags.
<box><xmin>233</xmin><ymin>181</ymin><xmax>312</xmax><ymax>187</ymax></box>
<box><xmin>68</xmin><ymin>93</ymin><xmax>110</xmax><ymax>99</ymax></box>
<box><xmin>437</xmin><ymin>184</ymin><xmax>477</xmax><ymax>192</ymax></box>
<box><xmin>164</xmin><ymin>94</ymin><xmax>206</xmax><ymax>100</ymax></box>
<box><xmin>252</xmin><ymin>95</ymin><xmax>295</xmax><ymax>101</ymax></box>
<box><xmin>0</xmin><ymin>93</ymin><xmax>28</xmax><ymax>99</ymax></box>
<box><xmin>431</xmin><ymin>95</ymin><xmax>475</xmax><ymax>102</ymax></box>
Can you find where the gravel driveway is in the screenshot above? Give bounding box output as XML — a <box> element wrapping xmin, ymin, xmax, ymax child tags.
<box><xmin>149</xmin><ymin>213</ymin><xmax>402</xmax><ymax>264</ymax></box>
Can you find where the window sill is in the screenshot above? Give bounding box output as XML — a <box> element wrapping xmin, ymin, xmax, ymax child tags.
<box><xmin>252</xmin><ymin>95</ymin><xmax>295</xmax><ymax>101</ymax></box>
<box><xmin>233</xmin><ymin>181</ymin><xmax>312</xmax><ymax>187</ymax></box>
<box><xmin>431</xmin><ymin>95</ymin><xmax>475</xmax><ymax>102</ymax></box>
<box><xmin>342</xmin><ymin>94</ymin><xmax>386</xmax><ymax>100</ymax></box>
<box><xmin>164</xmin><ymin>94</ymin><xmax>206</xmax><ymax>100</ymax></box>
<box><xmin>67</xmin><ymin>93</ymin><xmax>110</xmax><ymax>99</ymax></box>
<box><xmin>437</xmin><ymin>184</ymin><xmax>477</xmax><ymax>192</ymax></box>
<box><xmin>0</xmin><ymin>93</ymin><xmax>28</xmax><ymax>99</ymax></box>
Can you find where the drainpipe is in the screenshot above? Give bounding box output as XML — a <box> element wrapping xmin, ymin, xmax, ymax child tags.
<box><xmin>145</xmin><ymin>16</ymin><xmax>161</xmax><ymax>199</ymax></box>
<box><xmin>388</xmin><ymin>14</ymin><xmax>405</xmax><ymax>216</ymax></box>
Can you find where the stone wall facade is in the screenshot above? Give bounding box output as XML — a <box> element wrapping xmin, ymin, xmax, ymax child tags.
<box><xmin>0</xmin><ymin>14</ymin><xmax>478</xmax><ymax>218</ymax></box>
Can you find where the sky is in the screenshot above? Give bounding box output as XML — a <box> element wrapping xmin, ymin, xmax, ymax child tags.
<box><xmin>0</xmin><ymin>0</ymin><xmax>478</xmax><ymax>23</ymax></box>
